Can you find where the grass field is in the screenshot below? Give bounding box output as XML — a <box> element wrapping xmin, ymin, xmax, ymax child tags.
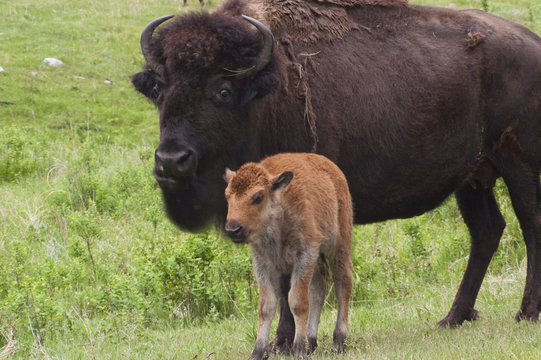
<box><xmin>2</xmin><ymin>0</ymin><xmax>541</xmax><ymax>358</ymax></box>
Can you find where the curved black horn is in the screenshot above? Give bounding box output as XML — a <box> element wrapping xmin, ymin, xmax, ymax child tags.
<box><xmin>237</xmin><ymin>15</ymin><xmax>275</xmax><ymax>78</ymax></box>
<box><xmin>140</xmin><ymin>15</ymin><xmax>174</xmax><ymax>72</ymax></box>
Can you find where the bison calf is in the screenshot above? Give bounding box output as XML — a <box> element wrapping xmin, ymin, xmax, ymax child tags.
<box><xmin>224</xmin><ymin>153</ymin><xmax>353</xmax><ymax>359</ymax></box>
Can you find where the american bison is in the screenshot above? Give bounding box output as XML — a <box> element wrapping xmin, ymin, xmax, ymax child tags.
<box><xmin>131</xmin><ymin>0</ymin><xmax>541</xmax><ymax>352</ymax></box>
<box><xmin>224</xmin><ymin>153</ymin><xmax>353</xmax><ymax>359</ymax></box>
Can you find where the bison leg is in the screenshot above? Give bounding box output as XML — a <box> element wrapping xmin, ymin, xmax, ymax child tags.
<box><xmin>271</xmin><ymin>275</ymin><xmax>295</xmax><ymax>355</ymax></box>
<box><xmin>306</xmin><ymin>256</ymin><xmax>328</xmax><ymax>353</ymax></box>
<box><xmin>499</xmin><ymin>168</ymin><xmax>541</xmax><ymax>322</ymax></box>
<box><xmin>438</xmin><ymin>186</ymin><xmax>505</xmax><ymax>328</ymax></box>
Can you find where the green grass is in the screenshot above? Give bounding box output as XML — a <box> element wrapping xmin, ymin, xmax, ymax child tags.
<box><xmin>1</xmin><ymin>0</ymin><xmax>541</xmax><ymax>358</ymax></box>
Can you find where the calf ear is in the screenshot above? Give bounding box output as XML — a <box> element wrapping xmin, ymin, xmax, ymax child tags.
<box><xmin>271</xmin><ymin>171</ymin><xmax>293</xmax><ymax>191</ymax></box>
<box><xmin>223</xmin><ymin>168</ymin><xmax>236</xmax><ymax>184</ymax></box>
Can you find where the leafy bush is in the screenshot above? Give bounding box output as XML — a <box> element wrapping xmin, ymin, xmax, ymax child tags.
<box><xmin>0</xmin><ymin>127</ymin><xmax>46</xmax><ymax>182</ymax></box>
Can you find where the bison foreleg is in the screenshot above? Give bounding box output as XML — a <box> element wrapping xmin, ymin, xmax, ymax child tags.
<box><xmin>439</xmin><ymin>185</ymin><xmax>505</xmax><ymax>328</ymax></box>
<box><xmin>499</xmin><ymin>167</ymin><xmax>541</xmax><ymax>322</ymax></box>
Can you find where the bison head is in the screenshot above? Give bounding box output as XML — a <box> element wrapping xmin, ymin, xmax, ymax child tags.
<box><xmin>131</xmin><ymin>12</ymin><xmax>280</xmax><ymax>231</ymax></box>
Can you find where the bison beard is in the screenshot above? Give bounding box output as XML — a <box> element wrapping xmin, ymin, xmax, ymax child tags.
<box><xmin>132</xmin><ymin>0</ymin><xmax>541</xmax><ymax>355</ymax></box>
<box><xmin>161</xmin><ymin>184</ymin><xmax>223</xmax><ymax>232</ymax></box>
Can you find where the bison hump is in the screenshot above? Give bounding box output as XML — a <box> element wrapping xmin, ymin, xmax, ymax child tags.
<box><xmin>312</xmin><ymin>0</ymin><xmax>407</xmax><ymax>6</ymax></box>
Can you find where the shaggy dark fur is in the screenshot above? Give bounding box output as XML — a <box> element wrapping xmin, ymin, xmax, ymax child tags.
<box><xmin>132</xmin><ymin>0</ymin><xmax>541</xmax><ymax>353</ymax></box>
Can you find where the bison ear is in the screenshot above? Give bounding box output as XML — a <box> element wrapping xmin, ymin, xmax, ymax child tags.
<box><xmin>240</xmin><ymin>72</ymin><xmax>280</xmax><ymax>105</ymax></box>
<box><xmin>271</xmin><ymin>171</ymin><xmax>293</xmax><ymax>191</ymax></box>
<box><xmin>131</xmin><ymin>71</ymin><xmax>159</xmax><ymax>104</ymax></box>
<box><xmin>224</xmin><ymin>168</ymin><xmax>236</xmax><ymax>184</ymax></box>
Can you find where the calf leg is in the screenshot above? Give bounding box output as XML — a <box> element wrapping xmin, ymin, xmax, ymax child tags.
<box><xmin>289</xmin><ymin>249</ymin><xmax>319</xmax><ymax>359</ymax></box>
<box><xmin>438</xmin><ymin>186</ymin><xmax>505</xmax><ymax>327</ymax></box>
<box><xmin>306</xmin><ymin>256</ymin><xmax>328</xmax><ymax>353</ymax></box>
<box><xmin>251</xmin><ymin>267</ymin><xmax>279</xmax><ymax>360</ymax></box>
<box><xmin>330</xmin><ymin>251</ymin><xmax>353</xmax><ymax>352</ymax></box>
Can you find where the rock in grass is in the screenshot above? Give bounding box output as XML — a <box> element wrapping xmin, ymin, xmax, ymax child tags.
<box><xmin>43</xmin><ymin>58</ymin><xmax>64</xmax><ymax>66</ymax></box>
<box><xmin>0</xmin><ymin>66</ymin><xmax>4</xmax><ymax>72</ymax></box>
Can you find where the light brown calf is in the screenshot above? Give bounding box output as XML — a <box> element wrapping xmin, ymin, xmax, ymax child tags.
<box><xmin>224</xmin><ymin>153</ymin><xmax>353</xmax><ymax>360</ymax></box>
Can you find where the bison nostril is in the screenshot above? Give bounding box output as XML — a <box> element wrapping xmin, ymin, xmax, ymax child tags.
<box><xmin>155</xmin><ymin>148</ymin><xmax>196</xmax><ymax>179</ymax></box>
<box><xmin>177</xmin><ymin>150</ymin><xmax>191</xmax><ymax>163</ymax></box>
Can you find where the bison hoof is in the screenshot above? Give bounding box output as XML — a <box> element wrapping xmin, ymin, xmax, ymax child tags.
<box><xmin>514</xmin><ymin>309</ymin><xmax>539</xmax><ymax>322</ymax></box>
<box><xmin>437</xmin><ymin>308</ymin><xmax>479</xmax><ymax>328</ymax></box>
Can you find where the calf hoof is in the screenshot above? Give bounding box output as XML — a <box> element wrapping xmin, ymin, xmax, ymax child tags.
<box><xmin>437</xmin><ymin>308</ymin><xmax>479</xmax><ymax>328</ymax></box>
<box><xmin>308</xmin><ymin>337</ymin><xmax>318</xmax><ymax>354</ymax></box>
<box><xmin>333</xmin><ymin>331</ymin><xmax>347</xmax><ymax>354</ymax></box>
<box><xmin>249</xmin><ymin>348</ymin><xmax>269</xmax><ymax>360</ymax></box>
<box><xmin>292</xmin><ymin>341</ymin><xmax>308</xmax><ymax>360</ymax></box>
<box><xmin>269</xmin><ymin>337</ymin><xmax>292</xmax><ymax>355</ymax></box>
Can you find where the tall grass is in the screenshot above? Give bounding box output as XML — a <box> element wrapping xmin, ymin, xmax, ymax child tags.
<box><xmin>1</xmin><ymin>0</ymin><xmax>540</xmax><ymax>358</ymax></box>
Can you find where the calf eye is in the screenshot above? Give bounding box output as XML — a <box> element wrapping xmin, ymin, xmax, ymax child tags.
<box><xmin>252</xmin><ymin>193</ymin><xmax>264</xmax><ymax>205</ymax></box>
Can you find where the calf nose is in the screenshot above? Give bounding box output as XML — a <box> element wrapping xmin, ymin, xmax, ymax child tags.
<box><xmin>154</xmin><ymin>148</ymin><xmax>196</xmax><ymax>180</ymax></box>
<box><xmin>225</xmin><ymin>221</ymin><xmax>245</xmax><ymax>241</ymax></box>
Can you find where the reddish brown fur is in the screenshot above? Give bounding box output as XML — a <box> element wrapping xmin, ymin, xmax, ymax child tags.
<box><xmin>227</xmin><ymin>164</ymin><xmax>270</xmax><ymax>196</ymax></box>
<box><xmin>224</xmin><ymin>153</ymin><xmax>353</xmax><ymax>359</ymax></box>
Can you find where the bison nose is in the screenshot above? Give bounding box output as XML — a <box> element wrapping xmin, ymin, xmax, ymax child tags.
<box><xmin>154</xmin><ymin>148</ymin><xmax>197</xmax><ymax>184</ymax></box>
<box><xmin>225</xmin><ymin>221</ymin><xmax>245</xmax><ymax>241</ymax></box>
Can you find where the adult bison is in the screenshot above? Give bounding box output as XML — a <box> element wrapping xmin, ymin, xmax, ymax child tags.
<box><xmin>131</xmin><ymin>0</ymin><xmax>541</xmax><ymax>351</ymax></box>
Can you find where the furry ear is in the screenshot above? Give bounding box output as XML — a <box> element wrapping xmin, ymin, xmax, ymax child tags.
<box><xmin>240</xmin><ymin>72</ymin><xmax>280</xmax><ymax>105</ymax></box>
<box><xmin>131</xmin><ymin>71</ymin><xmax>160</xmax><ymax>105</ymax></box>
<box><xmin>271</xmin><ymin>171</ymin><xmax>293</xmax><ymax>191</ymax></box>
<box><xmin>223</xmin><ymin>168</ymin><xmax>236</xmax><ymax>184</ymax></box>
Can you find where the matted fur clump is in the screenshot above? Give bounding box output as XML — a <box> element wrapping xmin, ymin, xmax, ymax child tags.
<box><xmin>219</xmin><ymin>0</ymin><xmax>408</xmax><ymax>44</ymax></box>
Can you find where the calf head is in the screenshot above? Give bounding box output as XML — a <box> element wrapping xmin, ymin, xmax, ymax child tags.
<box><xmin>224</xmin><ymin>163</ymin><xmax>293</xmax><ymax>243</ymax></box>
<box><xmin>131</xmin><ymin>11</ymin><xmax>280</xmax><ymax>230</ymax></box>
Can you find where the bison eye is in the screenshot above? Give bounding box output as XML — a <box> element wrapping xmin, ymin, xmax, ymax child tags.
<box><xmin>252</xmin><ymin>193</ymin><xmax>264</xmax><ymax>205</ymax></box>
<box><xmin>215</xmin><ymin>88</ymin><xmax>233</xmax><ymax>104</ymax></box>
<box><xmin>220</xmin><ymin>89</ymin><xmax>231</xmax><ymax>98</ymax></box>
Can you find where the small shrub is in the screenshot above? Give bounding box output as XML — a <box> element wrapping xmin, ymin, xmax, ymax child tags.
<box><xmin>0</xmin><ymin>127</ymin><xmax>44</xmax><ymax>182</ymax></box>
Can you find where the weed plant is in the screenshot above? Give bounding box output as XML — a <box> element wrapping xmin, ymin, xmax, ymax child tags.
<box><xmin>1</xmin><ymin>0</ymin><xmax>540</xmax><ymax>358</ymax></box>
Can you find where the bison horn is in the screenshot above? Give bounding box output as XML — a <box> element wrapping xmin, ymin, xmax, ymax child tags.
<box><xmin>235</xmin><ymin>15</ymin><xmax>275</xmax><ymax>78</ymax></box>
<box><xmin>140</xmin><ymin>15</ymin><xmax>174</xmax><ymax>74</ymax></box>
